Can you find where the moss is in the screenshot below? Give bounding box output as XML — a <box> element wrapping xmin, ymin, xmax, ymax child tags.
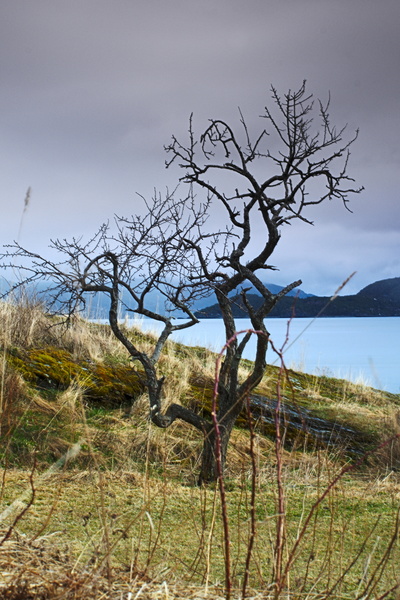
<box><xmin>9</xmin><ymin>347</ymin><xmax>81</xmax><ymax>387</ymax></box>
<box><xmin>87</xmin><ymin>362</ymin><xmax>145</xmax><ymax>402</ymax></box>
<box><xmin>6</xmin><ymin>346</ymin><xmax>146</xmax><ymax>407</ymax></box>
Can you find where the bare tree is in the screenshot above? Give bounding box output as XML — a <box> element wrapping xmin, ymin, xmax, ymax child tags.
<box><xmin>2</xmin><ymin>83</ymin><xmax>362</xmax><ymax>484</ymax></box>
<box><xmin>2</xmin><ymin>190</ymin><xmax>217</xmax><ymax>438</ymax></box>
<box><xmin>164</xmin><ymin>82</ymin><xmax>362</xmax><ymax>482</ymax></box>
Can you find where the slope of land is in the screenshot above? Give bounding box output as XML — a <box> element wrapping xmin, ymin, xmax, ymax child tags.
<box><xmin>1</xmin><ymin>299</ymin><xmax>400</xmax><ymax>598</ymax></box>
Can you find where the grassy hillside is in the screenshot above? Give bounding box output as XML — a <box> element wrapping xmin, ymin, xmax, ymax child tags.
<box><xmin>1</xmin><ymin>298</ymin><xmax>400</xmax><ymax>599</ymax></box>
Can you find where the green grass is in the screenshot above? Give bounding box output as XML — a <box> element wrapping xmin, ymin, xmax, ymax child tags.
<box><xmin>1</xmin><ymin>299</ymin><xmax>400</xmax><ymax>598</ymax></box>
<box><xmin>1</xmin><ymin>465</ymin><xmax>399</xmax><ymax>595</ymax></box>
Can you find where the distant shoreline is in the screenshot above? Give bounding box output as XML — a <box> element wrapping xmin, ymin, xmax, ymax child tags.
<box><xmin>195</xmin><ymin>280</ymin><xmax>400</xmax><ymax>319</ymax></box>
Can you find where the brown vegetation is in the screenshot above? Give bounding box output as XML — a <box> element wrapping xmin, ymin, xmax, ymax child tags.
<box><xmin>1</xmin><ymin>298</ymin><xmax>400</xmax><ymax>598</ymax></box>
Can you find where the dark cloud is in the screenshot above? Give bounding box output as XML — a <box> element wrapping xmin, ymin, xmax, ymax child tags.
<box><xmin>1</xmin><ymin>0</ymin><xmax>399</xmax><ymax>294</ymax></box>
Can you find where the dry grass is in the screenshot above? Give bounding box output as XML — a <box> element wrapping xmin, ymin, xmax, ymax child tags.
<box><xmin>0</xmin><ymin>532</ymin><xmax>233</xmax><ymax>599</ymax></box>
<box><xmin>0</xmin><ymin>369</ymin><xmax>27</xmax><ymax>438</ymax></box>
<box><xmin>1</xmin><ymin>460</ymin><xmax>399</xmax><ymax>599</ymax></box>
<box><xmin>0</xmin><ymin>296</ymin><xmax>129</xmax><ymax>363</ymax></box>
<box><xmin>1</xmin><ymin>297</ymin><xmax>400</xmax><ymax>598</ymax></box>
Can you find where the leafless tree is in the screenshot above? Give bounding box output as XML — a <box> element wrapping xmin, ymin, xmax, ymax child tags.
<box><xmin>2</xmin><ymin>83</ymin><xmax>362</xmax><ymax>484</ymax></box>
<box><xmin>164</xmin><ymin>82</ymin><xmax>362</xmax><ymax>482</ymax></box>
<box><xmin>1</xmin><ymin>190</ymin><xmax>218</xmax><ymax>439</ymax></box>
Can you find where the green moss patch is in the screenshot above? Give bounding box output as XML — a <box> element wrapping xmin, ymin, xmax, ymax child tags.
<box><xmin>6</xmin><ymin>346</ymin><xmax>145</xmax><ymax>407</ymax></box>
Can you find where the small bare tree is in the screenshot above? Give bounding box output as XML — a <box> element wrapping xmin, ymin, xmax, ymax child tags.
<box><xmin>2</xmin><ymin>83</ymin><xmax>362</xmax><ymax>484</ymax></box>
<box><xmin>2</xmin><ymin>191</ymin><xmax>217</xmax><ymax>438</ymax></box>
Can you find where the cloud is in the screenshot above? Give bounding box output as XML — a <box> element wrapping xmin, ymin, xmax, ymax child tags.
<box><xmin>0</xmin><ymin>0</ymin><xmax>399</xmax><ymax>292</ymax></box>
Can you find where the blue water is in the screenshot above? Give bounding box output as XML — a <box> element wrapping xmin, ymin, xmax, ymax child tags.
<box><xmin>128</xmin><ymin>316</ymin><xmax>400</xmax><ymax>394</ymax></box>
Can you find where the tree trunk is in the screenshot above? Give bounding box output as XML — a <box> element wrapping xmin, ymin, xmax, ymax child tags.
<box><xmin>198</xmin><ymin>430</ymin><xmax>218</xmax><ymax>485</ymax></box>
<box><xmin>198</xmin><ymin>405</ymin><xmax>239</xmax><ymax>485</ymax></box>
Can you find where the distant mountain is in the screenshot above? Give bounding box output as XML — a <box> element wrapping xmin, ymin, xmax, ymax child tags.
<box><xmin>232</xmin><ymin>282</ymin><xmax>313</xmax><ymax>299</ymax></box>
<box><xmin>0</xmin><ymin>277</ymin><xmax>194</xmax><ymax>319</ymax></box>
<box><xmin>357</xmin><ymin>277</ymin><xmax>400</xmax><ymax>302</ymax></box>
<box><xmin>0</xmin><ymin>277</ymin><xmax>313</xmax><ymax>319</ymax></box>
<box><xmin>195</xmin><ymin>277</ymin><xmax>400</xmax><ymax>319</ymax></box>
<box><xmin>81</xmin><ymin>282</ymin><xmax>313</xmax><ymax>318</ymax></box>
<box><xmin>2</xmin><ymin>275</ymin><xmax>400</xmax><ymax>319</ymax></box>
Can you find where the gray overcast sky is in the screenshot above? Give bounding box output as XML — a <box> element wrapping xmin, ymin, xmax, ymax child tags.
<box><xmin>1</xmin><ymin>0</ymin><xmax>399</xmax><ymax>295</ymax></box>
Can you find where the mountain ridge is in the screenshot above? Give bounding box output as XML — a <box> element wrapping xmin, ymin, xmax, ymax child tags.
<box><xmin>2</xmin><ymin>276</ymin><xmax>399</xmax><ymax>319</ymax></box>
<box><xmin>195</xmin><ymin>277</ymin><xmax>400</xmax><ymax>318</ymax></box>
